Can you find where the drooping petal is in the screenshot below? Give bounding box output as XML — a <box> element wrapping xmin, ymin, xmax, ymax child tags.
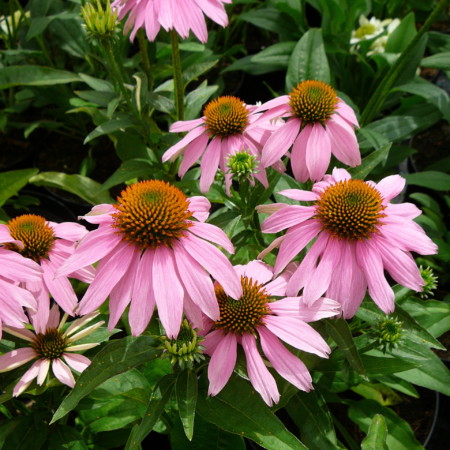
<box><xmin>241</xmin><ymin>333</ymin><xmax>279</xmax><ymax>406</ymax></box>
<box><xmin>13</xmin><ymin>360</ymin><xmax>41</xmax><ymax>396</ymax></box>
<box><xmin>261</xmin><ymin>205</ymin><xmax>315</xmax><ymax>234</ymax></box>
<box><xmin>37</xmin><ymin>358</ymin><xmax>51</xmax><ymax>385</ymax></box>
<box><xmin>52</xmin><ymin>358</ymin><xmax>76</xmax><ymax>388</ymax></box>
<box><xmin>189</xmin><ymin>221</ymin><xmax>234</xmax><ymax>253</ymax></box>
<box><xmin>199</xmin><ymin>136</ymin><xmax>221</xmax><ymax>193</ymax></box>
<box><xmin>305</xmin><ymin>123</ymin><xmax>332</xmax><ymax>181</ymax></box>
<box><xmin>0</xmin><ymin>347</ymin><xmax>36</xmax><ymax>372</ymax></box>
<box><xmin>63</xmin><ymin>353</ymin><xmax>91</xmax><ymax>373</ymax></box>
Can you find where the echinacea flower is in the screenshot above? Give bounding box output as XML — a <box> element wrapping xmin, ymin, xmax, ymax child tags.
<box><xmin>0</xmin><ymin>215</ymin><xmax>94</xmax><ymax>331</ymax></box>
<box><xmin>113</xmin><ymin>0</ymin><xmax>231</xmax><ymax>43</ymax></box>
<box><xmin>259</xmin><ymin>168</ymin><xmax>438</xmax><ymax>318</ymax></box>
<box><xmin>257</xmin><ymin>80</ymin><xmax>361</xmax><ymax>182</ymax></box>
<box><xmin>0</xmin><ymin>305</ymin><xmax>103</xmax><ymax>396</ymax></box>
<box><xmin>163</xmin><ymin>96</ymin><xmax>283</xmax><ymax>195</ymax></box>
<box><xmin>0</xmin><ymin>249</ymin><xmax>42</xmax><ymax>337</ymax></box>
<box><xmin>202</xmin><ymin>260</ymin><xmax>340</xmax><ymax>406</ymax></box>
<box><xmin>56</xmin><ymin>180</ymin><xmax>242</xmax><ymax>338</ymax></box>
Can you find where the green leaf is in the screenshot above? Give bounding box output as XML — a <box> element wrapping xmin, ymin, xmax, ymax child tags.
<box><xmin>286</xmin><ymin>29</ymin><xmax>330</xmax><ymax>90</ymax></box>
<box><xmin>196</xmin><ymin>374</ymin><xmax>307</xmax><ymax>450</ymax></box>
<box><xmin>404</xmin><ymin>171</ymin><xmax>450</xmax><ymax>191</ymax></box>
<box><xmin>51</xmin><ymin>336</ymin><xmax>162</xmax><ymax>423</ymax></box>
<box><xmin>251</xmin><ymin>41</ymin><xmax>296</xmax><ymax>68</ymax></box>
<box><xmin>348</xmin><ymin>399</ymin><xmax>422</xmax><ymax>450</ymax></box>
<box><xmin>286</xmin><ymin>390</ymin><xmax>338</xmax><ymax>450</ymax></box>
<box><xmin>361</xmin><ymin>414</ymin><xmax>388</xmax><ymax>450</ymax></box>
<box><xmin>421</xmin><ymin>52</ymin><xmax>450</xmax><ymax>70</ymax></box>
<box><xmin>183</xmin><ymin>60</ymin><xmax>219</xmax><ymax>87</ymax></box>
<box><xmin>360</xmin><ymin>355</ymin><xmax>417</xmax><ymax>376</ymax></box>
<box><xmin>0</xmin><ymin>66</ymin><xmax>81</xmax><ymax>89</ymax></box>
<box><xmin>349</xmin><ymin>143</ymin><xmax>391</xmax><ymax>180</ymax></box>
<box><xmin>47</xmin><ymin>425</ymin><xmax>88</xmax><ymax>450</ymax></box>
<box><xmin>29</xmin><ymin>172</ymin><xmax>112</xmax><ymax>205</ymax></box>
<box><xmin>100</xmin><ymin>159</ymin><xmax>153</xmax><ymax>191</ymax></box>
<box><xmin>385</xmin><ymin>13</ymin><xmax>417</xmax><ymax>53</ymax></box>
<box><xmin>176</xmin><ymin>370</ymin><xmax>198</xmax><ymax>441</ymax></box>
<box><xmin>185</xmin><ymin>82</ymin><xmax>218</xmax><ymax>120</ymax></box>
<box><xmin>125</xmin><ymin>374</ymin><xmax>176</xmax><ymax>449</ymax></box>
<box><xmin>84</xmin><ymin>118</ymin><xmax>137</xmax><ymax>144</ymax></box>
<box><xmin>1</xmin><ymin>415</ymin><xmax>48</xmax><ymax>450</ymax></box>
<box><xmin>0</xmin><ymin>168</ymin><xmax>38</xmax><ymax>207</ymax></box>
<box><xmin>325</xmin><ymin>318</ymin><xmax>366</xmax><ymax>376</ymax></box>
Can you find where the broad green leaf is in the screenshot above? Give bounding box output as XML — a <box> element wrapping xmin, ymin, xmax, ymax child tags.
<box><xmin>251</xmin><ymin>41</ymin><xmax>296</xmax><ymax>68</ymax></box>
<box><xmin>348</xmin><ymin>399</ymin><xmax>422</xmax><ymax>450</ymax></box>
<box><xmin>360</xmin><ymin>355</ymin><xmax>417</xmax><ymax>376</ymax></box>
<box><xmin>84</xmin><ymin>118</ymin><xmax>137</xmax><ymax>144</ymax></box>
<box><xmin>357</xmin><ymin>128</ymin><xmax>390</xmax><ymax>150</ymax></box>
<box><xmin>325</xmin><ymin>318</ymin><xmax>366</xmax><ymax>376</ymax></box>
<box><xmin>196</xmin><ymin>375</ymin><xmax>307</xmax><ymax>450</ymax></box>
<box><xmin>78</xmin><ymin>73</ymin><xmax>114</xmax><ymax>92</ymax></box>
<box><xmin>361</xmin><ymin>414</ymin><xmax>388</xmax><ymax>450</ymax></box>
<box><xmin>170</xmin><ymin>414</ymin><xmax>246</xmax><ymax>450</ymax></box>
<box><xmin>286</xmin><ymin>390</ymin><xmax>339</xmax><ymax>450</ymax></box>
<box><xmin>0</xmin><ymin>66</ymin><xmax>81</xmax><ymax>89</ymax></box>
<box><xmin>185</xmin><ymin>82</ymin><xmax>218</xmax><ymax>120</ymax></box>
<box><xmin>147</xmin><ymin>92</ymin><xmax>174</xmax><ymax>114</ymax></box>
<box><xmin>238</xmin><ymin>8</ymin><xmax>288</xmax><ymax>34</ymax></box>
<box><xmin>100</xmin><ymin>159</ymin><xmax>153</xmax><ymax>191</ymax></box>
<box><xmin>51</xmin><ymin>336</ymin><xmax>162</xmax><ymax>423</ymax></box>
<box><xmin>286</xmin><ymin>29</ymin><xmax>330</xmax><ymax>90</ymax></box>
<box><xmin>47</xmin><ymin>425</ymin><xmax>88</xmax><ymax>450</ymax></box>
<box><xmin>0</xmin><ymin>168</ymin><xmax>38</xmax><ymax>207</ymax></box>
<box><xmin>176</xmin><ymin>370</ymin><xmax>198</xmax><ymax>441</ymax></box>
<box><xmin>26</xmin><ymin>13</ymin><xmax>77</xmax><ymax>40</ymax></box>
<box><xmin>385</xmin><ymin>13</ymin><xmax>417</xmax><ymax>53</ymax></box>
<box><xmin>349</xmin><ymin>143</ymin><xmax>391</xmax><ymax>180</ymax></box>
<box><xmin>125</xmin><ymin>374</ymin><xmax>176</xmax><ymax>449</ymax></box>
<box><xmin>404</xmin><ymin>171</ymin><xmax>450</xmax><ymax>191</ymax></box>
<box><xmin>183</xmin><ymin>60</ymin><xmax>218</xmax><ymax>87</ymax></box>
<box><xmin>29</xmin><ymin>172</ymin><xmax>112</xmax><ymax>205</ymax></box>
<box><xmin>421</xmin><ymin>52</ymin><xmax>450</xmax><ymax>70</ymax></box>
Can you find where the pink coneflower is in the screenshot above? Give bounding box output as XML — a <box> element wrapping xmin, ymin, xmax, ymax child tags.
<box><xmin>0</xmin><ymin>249</ymin><xmax>42</xmax><ymax>337</ymax></box>
<box><xmin>259</xmin><ymin>168</ymin><xmax>438</xmax><ymax>317</ymax></box>
<box><xmin>0</xmin><ymin>305</ymin><xmax>103</xmax><ymax>396</ymax></box>
<box><xmin>162</xmin><ymin>96</ymin><xmax>283</xmax><ymax>195</ymax></box>
<box><xmin>0</xmin><ymin>215</ymin><xmax>94</xmax><ymax>332</ymax></box>
<box><xmin>257</xmin><ymin>80</ymin><xmax>361</xmax><ymax>182</ymax></box>
<box><xmin>202</xmin><ymin>260</ymin><xmax>340</xmax><ymax>406</ymax></box>
<box><xmin>113</xmin><ymin>0</ymin><xmax>231</xmax><ymax>43</ymax></box>
<box><xmin>56</xmin><ymin>180</ymin><xmax>242</xmax><ymax>338</ymax></box>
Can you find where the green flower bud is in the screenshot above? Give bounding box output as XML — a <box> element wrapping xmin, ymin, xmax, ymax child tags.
<box><xmin>419</xmin><ymin>266</ymin><xmax>438</xmax><ymax>299</ymax></box>
<box><xmin>81</xmin><ymin>0</ymin><xmax>118</xmax><ymax>40</ymax></box>
<box><xmin>374</xmin><ymin>316</ymin><xmax>404</xmax><ymax>352</ymax></box>
<box><xmin>226</xmin><ymin>150</ymin><xmax>259</xmax><ymax>181</ymax></box>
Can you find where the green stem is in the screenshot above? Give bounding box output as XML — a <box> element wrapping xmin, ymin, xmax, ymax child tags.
<box><xmin>137</xmin><ymin>29</ymin><xmax>154</xmax><ymax>91</ymax></box>
<box><xmin>170</xmin><ymin>30</ymin><xmax>184</xmax><ymax>121</ymax></box>
<box><xmin>360</xmin><ymin>0</ymin><xmax>449</xmax><ymax>126</ymax></box>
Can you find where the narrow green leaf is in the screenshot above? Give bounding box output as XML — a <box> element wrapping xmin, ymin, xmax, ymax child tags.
<box><xmin>385</xmin><ymin>13</ymin><xmax>417</xmax><ymax>53</ymax></box>
<box><xmin>29</xmin><ymin>172</ymin><xmax>112</xmax><ymax>205</ymax></box>
<box><xmin>125</xmin><ymin>374</ymin><xmax>176</xmax><ymax>449</ymax></box>
<box><xmin>84</xmin><ymin>119</ymin><xmax>137</xmax><ymax>144</ymax></box>
<box><xmin>325</xmin><ymin>318</ymin><xmax>366</xmax><ymax>376</ymax></box>
<box><xmin>51</xmin><ymin>336</ymin><xmax>162</xmax><ymax>423</ymax></box>
<box><xmin>183</xmin><ymin>60</ymin><xmax>218</xmax><ymax>87</ymax></box>
<box><xmin>286</xmin><ymin>390</ymin><xmax>338</xmax><ymax>450</ymax></box>
<box><xmin>421</xmin><ymin>52</ymin><xmax>450</xmax><ymax>70</ymax></box>
<box><xmin>286</xmin><ymin>29</ymin><xmax>330</xmax><ymax>90</ymax></box>
<box><xmin>0</xmin><ymin>168</ymin><xmax>38</xmax><ymax>207</ymax></box>
<box><xmin>404</xmin><ymin>171</ymin><xmax>450</xmax><ymax>191</ymax></box>
<box><xmin>361</xmin><ymin>414</ymin><xmax>388</xmax><ymax>450</ymax></box>
<box><xmin>0</xmin><ymin>66</ymin><xmax>81</xmax><ymax>89</ymax></box>
<box><xmin>197</xmin><ymin>375</ymin><xmax>307</xmax><ymax>450</ymax></box>
<box><xmin>348</xmin><ymin>143</ymin><xmax>391</xmax><ymax>180</ymax></box>
<box><xmin>360</xmin><ymin>355</ymin><xmax>417</xmax><ymax>376</ymax></box>
<box><xmin>176</xmin><ymin>370</ymin><xmax>198</xmax><ymax>441</ymax></box>
<box><xmin>349</xmin><ymin>399</ymin><xmax>422</xmax><ymax>450</ymax></box>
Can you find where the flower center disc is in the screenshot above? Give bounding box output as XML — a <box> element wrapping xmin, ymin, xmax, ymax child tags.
<box><xmin>204</xmin><ymin>96</ymin><xmax>249</xmax><ymax>138</ymax></box>
<box><xmin>6</xmin><ymin>214</ymin><xmax>55</xmax><ymax>262</ymax></box>
<box><xmin>112</xmin><ymin>180</ymin><xmax>193</xmax><ymax>250</ymax></box>
<box><xmin>315</xmin><ymin>179</ymin><xmax>386</xmax><ymax>240</ymax></box>
<box><xmin>32</xmin><ymin>328</ymin><xmax>67</xmax><ymax>360</ymax></box>
<box><xmin>214</xmin><ymin>276</ymin><xmax>270</xmax><ymax>335</ymax></box>
<box><xmin>289</xmin><ymin>80</ymin><xmax>338</xmax><ymax>124</ymax></box>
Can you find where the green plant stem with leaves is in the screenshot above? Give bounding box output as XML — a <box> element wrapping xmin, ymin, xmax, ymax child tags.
<box><xmin>170</xmin><ymin>30</ymin><xmax>184</xmax><ymax>121</ymax></box>
<box><xmin>360</xmin><ymin>0</ymin><xmax>450</xmax><ymax>126</ymax></box>
<box><xmin>137</xmin><ymin>30</ymin><xmax>154</xmax><ymax>92</ymax></box>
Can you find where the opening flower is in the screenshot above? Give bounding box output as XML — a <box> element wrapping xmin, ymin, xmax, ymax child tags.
<box><xmin>259</xmin><ymin>168</ymin><xmax>438</xmax><ymax>317</ymax></box>
<box><xmin>0</xmin><ymin>305</ymin><xmax>103</xmax><ymax>396</ymax></box>
<box><xmin>112</xmin><ymin>0</ymin><xmax>231</xmax><ymax>43</ymax></box>
<box><xmin>350</xmin><ymin>15</ymin><xmax>386</xmax><ymax>45</ymax></box>
<box><xmin>56</xmin><ymin>180</ymin><xmax>242</xmax><ymax>338</ymax></box>
<box><xmin>162</xmin><ymin>96</ymin><xmax>283</xmax><ymax>195</ymax></box>
<box><xmin>257</xmin><ymin>80</ymin><xmax>361</xmax><ymax>182</ymax></box>
<box><xmin>202</xmin><ymin>260</ymin><xmax>340</xmax><ymax>406</ymax></box>
<box><xmin>0</xmin><ymin>215</ymin><xmax>94</xmax><ymax>331</ymax></box>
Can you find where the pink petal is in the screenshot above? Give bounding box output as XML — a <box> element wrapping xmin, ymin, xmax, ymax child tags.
<box><xmin>207</xmin><ymin>332</ymin><xmax>237</xmax><ymax>396</ymax></box>
<box><xmin>242</xmin><ymin>260</ymin><xmax>274</xmax><ymax>285</ymax></box>
<box><xmin>290</xmin><ymin>126</ymin><xmax>310</xmax><ymax>182</ymax></box>
<box><xmin>199</xmin><ymin>137</ymin><xmax>221</xmax><ymax>193</ymax></box>
<box><xmin>170</xmin><ymin>118</ymin><xmax>204</xmax><ymax>133</ymax></box>
<box><xmin>0</xmin><ymin>249</ymin><xmax>42</xmax><ymax>282</ymax></box>
<box><xmin>327</xmin><ymin>115</ymin><xmax>361</xmax><ymax>166</ymax></box>
<box><xmin>188</xmin><ymin>196</ymin><xmax>210</xmax><ymax>222</ymax></box>
<box><xmin>181</xmin><ymin>234</ymin><xmax>242</xmax><ymax>300</ymax></box>
<box><xmin>241</xmin><ymin>333</ymin><xmax>279</xmax><ymax>406</ymax></box>
<box><xmin>37</xmin><ymin>358</ymin><xmax>50</xmax><ymax>385</ymax></box>
<box><xmin>51</xmin><ymin>222</ymin><xmax>88</xmax><ymax>241</ymax></box>
<box><xmin>305</xmin><ymin>124</ymin><xmax>332</xmax><ymax>182</ymax></box>
<box><xmin>178</xmin><ymin>133</ymin><xmax>211</xmax><ymax>177</ymax></box>
<box><xmin>259</xmin><ymin>327</ymin><xmax>312</xmax><ymax>392</ymax></box>
<box><xmin>331</xmin><ymin>167</ymin><xmax>352</xmax><ymax>182</ymax></box>
<box><xmin>52</xmin><ymin>358</ymin><xmax>76</xmax><ymax>388</ymax></box>
<box><xmin>162</xmin><ymin>126</ymin><xmax>207</xmax><ymax>162</ymax></box>
<box><xmin>264</xmin><ymin>315</ymin><xmax>330</xmax><ymax>357</ymax></box>
<box><xmin>376</xmin><ymin>175</ymin><xmax>406</xmax><ymax>203</ymax></box>
<box><xmin>261</xmin><ymin>118</ymin><xmax>300</xmax><ymax>167</ymax></box>
<box><xmin>0</xmin><ymin>347</ymin><xmax>36</xmax><ymax>371</ymax></box>
<box><xmin>79</xmin><ymin>204</ymin><xmax>115</xmax><ymax>225</ymax></box>
<box><xmin>189</xmin><ymin>221</ymin><xmax>234</xmax><ymax>253</ymax></box>
<box><xmin>152</xmin><ymin>246</ymin><xmax>184</xmax><ymax>338</ymax></box>
<box><xmin>270</xmin><ymin>296</ymin><xmax>340</xmax><ymax>322</ymax></box>
<box><xmin>278</xmin><ymin>189</ymin><xmax>318</xmax><ymax>202</ymax></box>
<box><xmin>336</xmin><ymin>100</ymin><xmax>359</xmax><ymax>127</ymax></box>
<box><xmin>261</xmin><ymin>205</ymin><xmax>315</xmax><ymax>234</ymax></box>
<box><xmin>385</xmin><ymin>203</ymin><xmax>421</xmax><ymax>219</ymax></box>
<box><xmin>13</xmin><ymin>360</ymin><xmax>41</xmax><ymax>396</ymax></box>
<box><xmin>254</xmin><ymin>95</ymin><xmax>290</xmax><ymax>113</ymax></box>
<box><xmin>63</xmin><ymin>353</ymin><xmax>91</xmax><ymax>373</ymax></box>
<box><xmin>0</xmin><ymin>224</ymin><xmax>21</xmax><ymax>245</ymax></box>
